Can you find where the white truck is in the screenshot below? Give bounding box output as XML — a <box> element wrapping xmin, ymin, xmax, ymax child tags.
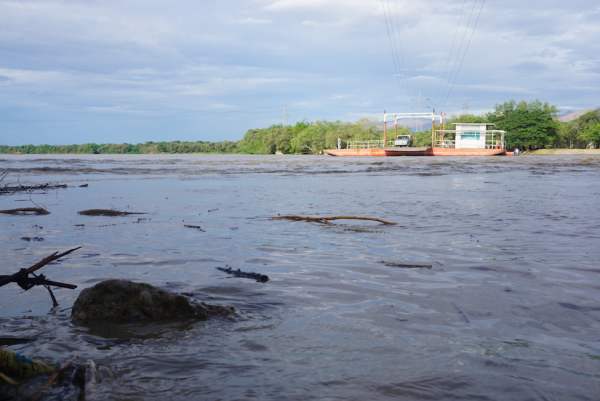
<box><xmin>393</xmin><ymin>135</ymin><xmax>412</xmax><ymax>147</ymax></box>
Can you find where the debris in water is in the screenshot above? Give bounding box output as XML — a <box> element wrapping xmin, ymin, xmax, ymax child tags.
<box><xmin>78</xmin><ymin>209</ymin><xmax>146</xmax><ymax>217</ymax></box>
<box><xmin>273</xmin><ymin>215</ymin><xmax>396</xmax><ymax>225</ymax></box>
<box><xmin>78</xmin><ymin>184</ymin><xmax>89</xmax><ymax>188</ymax></box>
<box><xmin>380</xmin><ymin>260</ymin><xmax>432</xmax><ymax>269</ymax></box>
<box><xmin>20</xmin><ymin>237</ymin><xmax>45</xmax><ymax>242</ymax></box>
<box><xmin>0</xmin><ymin>183</ymin><xmax>67</xmax><ymax>195</ymax></box>
<box><xmin>0</xmin><ymin>208</ymin><xmax>50</xmax><ymax>216</ymax></box>
<box><xmin>451</xmin><ymin>302</ymin><xmax>470</xmax><ymax>324</ymax></box>
<box><xmin>216</xmin><ymin>266</ymin><xmax>269</xmax><ymax>283</ymax></box>
<box><xmin>0</xmin><ymin>348</ymin><xmax>55</xmax><ymax>385</ymax></box>
<box><xmin>0</xmin><ymin>348</ymin><xmax>104</xmax><ymax>401</ymax></box>
<box><xmin>0</xmin><ymin>247</ymin><xmax>80</xmax><ymax>307</ymax></box>
<box><xmin>184</xmin><ymin>224</ymin><xmax>205</xmax><ymax>232</ymax></box>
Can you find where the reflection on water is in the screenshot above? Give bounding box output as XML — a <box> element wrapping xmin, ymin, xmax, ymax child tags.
<box><xmin>1</xmin><ymin>155</ymin><xmax>600</xmax><ymax>400</ymax></box>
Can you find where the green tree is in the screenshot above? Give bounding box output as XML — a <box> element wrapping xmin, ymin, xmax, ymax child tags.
<box><xmin>487</xmin><ymin>100</ymin><xmax>559</xmax><ymax>150</ymax></box>
<box><xmin>581</xmin><ymin>123</ymin><xmax>600</xmax><ymax>148</ymax></box>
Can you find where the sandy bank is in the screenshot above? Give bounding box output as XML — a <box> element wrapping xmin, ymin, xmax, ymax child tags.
<box><xmin>528</xmin><ymin>148</ymin><xmax>600</xmax><ymax>155</ymax></box>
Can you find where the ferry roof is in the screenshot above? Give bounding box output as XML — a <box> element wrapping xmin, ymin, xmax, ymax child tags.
<box><xmin>452</xmin><ymin>122</ymin><xmax>496</xmax><ymax>126</ymax></box>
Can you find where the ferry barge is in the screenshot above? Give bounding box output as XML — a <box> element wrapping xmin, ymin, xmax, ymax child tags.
<box><xmin>325</xmin><ymin>112</ymin><xmax>507</xmax><ymax>157</ymax></box>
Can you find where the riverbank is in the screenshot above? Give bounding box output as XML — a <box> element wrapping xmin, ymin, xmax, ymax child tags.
<box><xmin>527</xmin><ymin>148</ymin><xmax>600</xmax><ymax>155</ymax></box>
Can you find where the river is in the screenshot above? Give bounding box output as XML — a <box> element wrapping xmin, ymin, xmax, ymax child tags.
<box><xmin>1</xmin><ymin>154</ymin><xmax>599</xmax><ymax>400</ymax></box>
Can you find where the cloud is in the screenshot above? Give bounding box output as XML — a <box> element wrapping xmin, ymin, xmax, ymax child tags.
<box><xmin>0</xmin><ymin>0</ymin><xmax>598</xmax><ymax>144</ymax></box>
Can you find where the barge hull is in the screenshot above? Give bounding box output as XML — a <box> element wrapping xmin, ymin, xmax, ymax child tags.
<box><xmin>428</xmin><ymin>148</ymin><xmax>506</xmax><ymax>156</ymax></box>
<box><xmin>325</xmin><ymin>148</ymin><xmax>387</xmax><ymax>157</ymax></box>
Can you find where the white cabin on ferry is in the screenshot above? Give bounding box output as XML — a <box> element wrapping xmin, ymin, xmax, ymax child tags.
<box><xmin>455</xmin><ymin>123</ymin><xmax>489</xmax><ymax>149</ymax></box>
<box><xmin>435</xmin><ymin>123</ymin><xmax>505</xmax><ymax>150</ymax></box>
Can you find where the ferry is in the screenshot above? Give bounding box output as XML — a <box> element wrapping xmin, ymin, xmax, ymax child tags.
<box><xmin>325</xmin><ymin>113</ymin><xmax>507</xmax><ymax>157</ymax></box>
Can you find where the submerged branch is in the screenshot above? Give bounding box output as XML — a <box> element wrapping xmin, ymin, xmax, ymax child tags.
<box><xmin>216</xmin><ymin>267</ymin><xmax>269</xmax><ymax>283</ymax></box>
<box><xmin>0</xmin><ymin>183</ymin><xmax>67</xmax><ymax>195</ymax></box>
<box><xmin>380</xmin><ymin>261</ymin><xmax>433</xmax><ymax>269</ymax></box>
<box><xmin>0</xmin><ymin>207</ymin><xmax>49</xmax><ymax>216</ymax></box>
<box><xmin>78</xmin><ymin>209</ymin><xmax>146</xmax><ymax>217</ymax></box>
<box><xmin>272</xmin><ymin>215</ymin><xmax>397</xmax><ymax>226</ymax></box>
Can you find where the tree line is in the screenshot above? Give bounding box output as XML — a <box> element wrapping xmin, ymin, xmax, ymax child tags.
<box><xmin>448</xmin><ymin>101</ymin><xmax>600</xmax><ymax>150</ymax></box>
<box><xmin>1</xmin><ymin>100</ymin><xmax>599</xmax><ymax>154</ymax></box>
<box><xmin>0</xmin><ymin>140</ymin><xmax>239</xmax><ymax>155</ymax></box>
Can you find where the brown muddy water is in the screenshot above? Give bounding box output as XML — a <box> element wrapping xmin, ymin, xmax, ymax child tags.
<box><xmin>1</xmin><ymin>154</ymin><xmax>599</xmax><ymax>400</ymax></box>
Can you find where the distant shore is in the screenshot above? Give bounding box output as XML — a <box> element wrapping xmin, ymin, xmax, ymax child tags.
<box><xmin>527</xmin><ymin>149</ymin><xmax>600</xmax><ymax>155</ymax></box>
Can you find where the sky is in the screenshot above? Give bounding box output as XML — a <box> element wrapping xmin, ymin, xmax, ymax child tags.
<box><xmin>0</xmin><ymin>0</ymin><xmax>599</xmax><ymax>145</ymax></box>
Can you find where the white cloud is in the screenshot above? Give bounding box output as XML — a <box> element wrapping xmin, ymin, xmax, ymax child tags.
<box><xmin>0</xmin><ymin>0</ymin><xmax>598</xmax><ymax>144</ymax></box>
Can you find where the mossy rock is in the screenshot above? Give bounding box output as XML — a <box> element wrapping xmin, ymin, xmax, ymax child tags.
<box><xmin>71</xmin><ymin>279</ymin><xmax>233</xmax><ymax>324</ymax></box>
<box><xmin>0</xmin><ymin>348</ymin><xmax>55</xmax><ymax>385</ymax></box>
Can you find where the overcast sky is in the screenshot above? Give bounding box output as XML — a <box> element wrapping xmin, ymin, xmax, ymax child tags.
<box><xmin>0</xmin><ymin>0</ymin><xmax>598</xmax><ymax>145</ymax></box>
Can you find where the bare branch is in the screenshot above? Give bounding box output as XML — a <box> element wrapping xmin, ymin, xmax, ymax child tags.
<box><xmin>272</xmin><ymin>215</ymin><xmax>397</xmax><ymax>226</ymax></box>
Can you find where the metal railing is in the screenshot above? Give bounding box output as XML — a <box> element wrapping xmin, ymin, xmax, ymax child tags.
<box><xmin>433</xmin><ymin>130</ymin><xmax>506</xmax><ymax>150</ymax></box>
<box><xmin>346</xmin><ymin>140</ymin><xmax>385</xmax><ymax>149</ymax></box>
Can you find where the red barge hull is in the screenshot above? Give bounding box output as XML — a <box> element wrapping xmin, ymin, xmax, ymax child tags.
<box><xmin>325</xmin><ymin>148</ymin><xmax>387</xmax><ymax>157</ymax></box>
<box><xmin>326</xmin><ymin>147</ymin><xmax>506</xmax><ymax>157</ymax></box>
<box><xmin>428</xmin><ymin>147</ymin><xmax>506</xmax><ymax>156</ymax></box>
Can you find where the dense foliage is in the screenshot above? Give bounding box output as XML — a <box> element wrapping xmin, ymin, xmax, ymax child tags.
<box><xmin>0</xmin><ymin>141</ymin><xmax>239</xmax><ymax>155</ymax></box>
<box><xmin>237</xmin><ymin>120</ymin><xmax>382</xmax><ymax>154</ymax></box>
<box><xmin>1</xmin><ymin>101</ymin><xmax>598</xmax><ymax>154</ymax></box>
<box><xmin>558</xmin><ymin>109</ymin><xmax>600</xmax><ymax>148</ymax></box>
<box><xmin>487</xmin><ymin>101</ymin><xmax>559</xmax><ymax>150</ymax></box>
<box><xmin>441</xmin><ymin>102</ymin><xmax>599</xmax><ymax>150</ymax></box>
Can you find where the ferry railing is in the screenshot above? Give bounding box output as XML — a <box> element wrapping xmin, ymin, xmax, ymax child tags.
<box><xmin>433</xmin><ymin>130</ymin><xmax>505</xmax><ymax>150</ymax></box>
<box><xmin>434</xmin><ymin>139</ymin><xmax>455</xmax><ymax>148</ymax></box>
<box><xmin>346</xmin><ymin>140</ymin><xmax>385</xmax><ymax>149</ymax></box>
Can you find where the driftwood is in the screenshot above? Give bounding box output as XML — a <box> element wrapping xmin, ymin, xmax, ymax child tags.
<box><xmin>380</xmin><ymin>260</ymin><xmax>432</xmax><ymax>269</ymax></box>
<box><xmin>78</xmin><ymin>209</ymin><xmax>146</xmax><ymax>217</ymax></box>
<box><xmin>272</xmin><ymin>215</ymin><xmax>397</xmax><ymax>226</ymax></box>
<box><xmin>0</xmin><ymin>247</ymin><xmax>80</xmax><ymax>307</ymax></box>
<box><xmin>0</xmin><ymin>183</ymin><xmax>67</xmax><ymax>195</ymax></box>
<box><xmin>0</xmin><ymin>207</ymin><xmax>49</xmax><ymax>216</ymax></box>
<box><xmin>20</xmin><ymin>237</ymin><xmax>45</xmax><ymax>242</ymax></box>
<box><xmin>0</xmin><ymin>171</ymin><xmax>69</xmax><ymax>195</ymax></box>
<box><xmin>184</xmin><ymin>224</ymin><xmax>205</xmax><ymax>232</ymax></box>
<box><xmin>216</xmin><ymin>267</ymin><xmax>269</xmax><ymax>283</ymax></box>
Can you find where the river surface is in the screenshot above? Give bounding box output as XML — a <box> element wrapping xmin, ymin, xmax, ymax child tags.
<box><xmin>1</xmin><ymin>154</ymin><xmax>599</xmax><ymax>400</ymax></box>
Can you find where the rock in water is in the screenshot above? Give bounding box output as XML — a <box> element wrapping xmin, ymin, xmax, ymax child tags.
<box><xmin>71</xmin><ymin>279</ymin><xmax>233</xmax><ymax>323</ymax></box>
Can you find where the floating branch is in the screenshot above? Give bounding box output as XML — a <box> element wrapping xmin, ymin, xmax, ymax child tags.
<box><xmin>272</xmin><ymin>215</ymin><xmax>397</xmax><ymax>226</ymax></box>
<box><xmin>184</xmin><ymin>224</ymin><xmax>205</xmax><ymax>232</ymax></box>
<box><xmin>216</xmin><ymin>267</ymin><xmax>269</xmax><ymax>283</ymax></box>
<box><xmin>0</xmin><ymin>183</ymin><xmax>67</xmax><ymax>195</ymax></box>
<box><xmin>0</xmin><ymin>247</ymin><xmax>80</xmax><ymax>307</ymax></box>
<box><xmin>78</xmin><ymin>209</ymin><xmax>146</xmax><ymax>217</ymax></box>
<box><xmin>380</xmin><ymin>260</ymin><xmax>432</xmax><ymax>269</ymax></box>
<box><xmin>0</xmin><ymin>207</ymin><xmax>49</xmax><ymax>216</ymax></box>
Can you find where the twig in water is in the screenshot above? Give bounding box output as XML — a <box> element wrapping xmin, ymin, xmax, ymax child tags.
<box><xmin>380</xmin><ymin>261</ymin><xmax>432</xmax><ymax>269</ymax></box>
<box><xmin>272</xmin><ymin>215</ymin><xmax>396</xmax><ymax>225</ymax></box>
<box><xmin>78</xmin><ymin>209</ymin><xmax>146</xmax><ymax>217</ymax></box>
<box><xmin>0</xmin><ymin>247</ymin><xmax>80</xmax><ymax>307</ymax></box>
<box><xmin>184</xmin><ymin>224</ymin><xmax>205</xmax><ymax>232</ymax></box>
<box><xmin>216</xmin><ymin>266</ymin><xmax>269</xmax><ymax>283</ymax></box>
<box><xmin>0</xmin><ymin>183</ymin><xmax>68</xmax><ymax>195</ymax></box>
<box><xmin>452</xmin><ymin>302</ymin><xmax>470</xmax><ymax>324</ymax></box>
